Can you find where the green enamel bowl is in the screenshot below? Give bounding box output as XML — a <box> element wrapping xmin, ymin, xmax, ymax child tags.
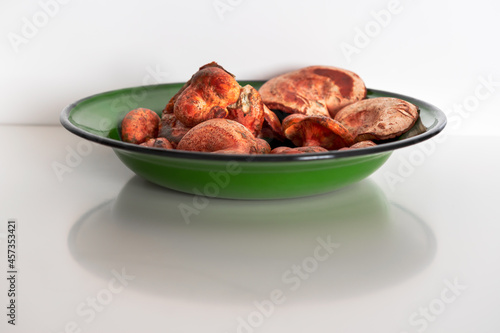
<box><xmin>60</xmin><ymin>81</ymin><xmax>446</xmax><ymax>199</ymax></box>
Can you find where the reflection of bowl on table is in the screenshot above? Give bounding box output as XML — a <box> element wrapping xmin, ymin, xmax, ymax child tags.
<box><xmin>68</xmin><ymin>177</ymin><xmax>436</xmax><ymax>302</ymax></box>
<box><xmin>60</xmin><ymin>82</ymin><xmax>446</xmax><ymax>199</ymax></box>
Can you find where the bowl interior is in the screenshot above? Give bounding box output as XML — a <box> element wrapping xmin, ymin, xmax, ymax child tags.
<box><xmin>63</xmin><ymin>81</ymin><xmax>446</xmax><ymax>161</ymax></box>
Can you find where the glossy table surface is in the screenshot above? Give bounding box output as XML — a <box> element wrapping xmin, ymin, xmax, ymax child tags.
<box><xmin>1</xmin><ymin>125</ymin><xmax>499</xmax><ymax>333</ymax></box>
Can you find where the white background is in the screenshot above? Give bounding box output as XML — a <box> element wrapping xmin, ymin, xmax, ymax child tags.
<box><xmin>1</xmin><ymin>1</ymin><xmax>500</xmax><ymax>333</ymax></box>
<box><xmin>1</xmin><ymin>0</ymin><xmax>500</xmax><ymax>136</ymax></box>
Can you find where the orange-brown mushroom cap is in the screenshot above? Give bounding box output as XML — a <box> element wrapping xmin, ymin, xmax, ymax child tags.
<box><xmin>258</xmin><ymin>104</ymin><xmax>285</xmax><ymax>141</ymax></box>
<box><xmin>177</xmin><ymin>118</ymin><xmax>271</xmax><ymax>154</ymax></box>
<box><xmin>270</xmin><ymin>146</ymin><xmax>328</xmax><ymax>154</ymax></box>
<box><xmin>282</xmin><ymin>114</ymin><xmax>354</xmax><ymax>150</ymax></box>
<box><xmin>227</xmin><ymin>84</ymin><xmax>265</xmax><ymax>137</ymax></box>
<box><xmin>163</xmin><ymin>62</ymin><xmax>235</xmax><ymax>116</ymax></box>
<box><xmin>158</xmin><ymin>113</ymin><xmax>191</xmax><ymax>148</ymax></box>
<box><xmin>334</xmin><ymin>97</ymin><xmax>419</xmax><ymax>142</ymax></box>
<box><xmin>171</xmin><ymin>62</ymin><xmax>241</xmax><ymax>127</ymax></box>
<box><xmin>140</xmin><ymin>137</ymin><xmax>174</xmax><ymax>149</ymax></box>
<box><xmin>338</xmin><ymin>140</ymin><xmax>377</xmax><ymax>151</ymax></box>
<box><xmin>259</xmin><ymin>66</ymin><xmax>366</xmax><ymax>118</ymax></box>
<box><xmin>121</xmin><ymin>108</ymin><xmax>160</xmax><ymax>144</ymax></box>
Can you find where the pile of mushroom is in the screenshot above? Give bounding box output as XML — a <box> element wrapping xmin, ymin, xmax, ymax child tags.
<box><xmin>121</xmin><ymin>62</ymin><xmax>421</xmax><ymax>154</ymax></box>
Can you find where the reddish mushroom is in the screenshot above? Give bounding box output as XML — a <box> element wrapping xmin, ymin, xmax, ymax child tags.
<box><xmin>177</xmin><ymin>118</ymin><xmax>271</xmax><ymax>154</ymax></box>
<box><xmin>157</xmin><ymin>113</ymin><xmax>191</xmax><ymax>148</ymax></box>
<box><xmin>226</xmin><ymin>84</ymin><xmax>265</xmax><ymax>137</ymax></box>
<box><xmin>334</xmin><ymin>97</ymin><xmax>419</xmax><ymax>142</ymax></box>
<box><xmin>258</xmin><ymin>104</ymin><xmax>285</xmax><ymax>141</ymax></box>
<box><xmin>140</xmin><ymin>137</ymin><xmax>174</xmax><ymax>149</ymax></box>
<box><xmin>259</xmin><ymin>65</ymin><xmax>366</xmax><ymax>118</ymax></box>
<box><xmin>270</xmin><ymin>146</ymin><xmax>328</xmax><ymax>154</ymax></box>
<box><xmin>169</xmin><ymin>62</ymin><xmax>241</xmax><ymax>127</ymax></box>
<box><xmin>282</xmin><ymin>114</ymin><xmax>354</xmax><ymax>150</ymax></box>
<box><xmin>339</xmin><ymin>140</ymin><xmax>377</xmax><ymax>151</ymax></box>
<box><xmin>121</xmin><ymin>108</ymin><xmax>160</xmax><ymax>144</ymax></box>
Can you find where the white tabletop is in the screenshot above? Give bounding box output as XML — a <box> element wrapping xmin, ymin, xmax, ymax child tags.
<box><xmin>1</xmin><ymin>125</ymin><xmax>499</xmax><ymax>333</ymax></box>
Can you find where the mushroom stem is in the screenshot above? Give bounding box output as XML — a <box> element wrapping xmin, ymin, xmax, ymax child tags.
<box><xmin>303</xmin><ymin>139</ymin><xmax>322</xmax><ymax>147</ymax></box>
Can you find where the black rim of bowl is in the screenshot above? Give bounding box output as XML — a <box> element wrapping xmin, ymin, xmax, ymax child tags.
<box><xmin>60</xmin><ymin>85</ymin><xmax>447</xmax><ymax>162</ymax></box>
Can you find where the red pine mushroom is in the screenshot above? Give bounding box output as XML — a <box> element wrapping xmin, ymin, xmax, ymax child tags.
<box><xmin>170</xmin><ymin>62</ymin><xmax>241</xmax><ymax>127</ymax></box>
<box><xmin>259</xmin><ymin>65</ymin><xmax>366</xmax><ymax>118</ymax></box>
<box><xmin>259</xmin><ymin>104</ymin><xmax>285</xmax><ymax>142</ymax></box>
<box><xmin>227</xmin><ymin>84</ymin><xmax>265</xmax><ymax>137</ymax></box>
<box><xmin>282</xmin><ymin>114</ymin><xmax>354</xmax><ymax>150</ymax></box>
<box><xmin>121</xmin><ymin>108</ymin><xmax>160</xmax><ymax>144</ymax></box>
<box><xmin>157</xmin><ymin>113</ymin><xmax>191</xmax><ymax>148</ymax></box>
<box><xmin>339</xmin><ymin>140</ymin><xmax>377</xmax><ymax>151</ymax></box>
<box><xmin>270</xmin><ymin>146</ymin><xmax>328</xmax><ymax>154</ymax></box>
<box><xmin>177</xmin><ymin>118</ymin><xmax>270</xmax><ymax>154</ymax></box>
<box><xmin>140</xmin><ymin>137</ymin><xmax>174</xmax><ymax>149</ymax></box>
<box><xmin>334</xmin><ymin>97</ymin><xmax>419</xmax><ymax>142</ymax></box>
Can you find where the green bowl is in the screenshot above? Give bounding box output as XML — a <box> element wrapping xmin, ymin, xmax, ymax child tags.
<box><xmin>60</xmin><ymin>81</ymin><xmax>446</xmax><ymax>199</ymax></box>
